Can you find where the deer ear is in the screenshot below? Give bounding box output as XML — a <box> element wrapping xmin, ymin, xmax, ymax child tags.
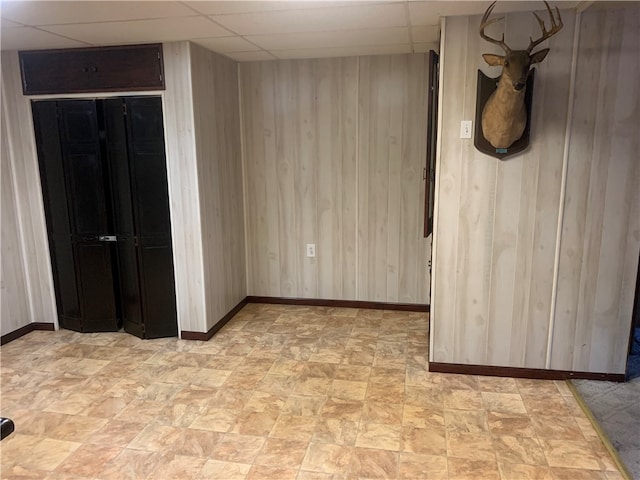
<box><xmin>482</xmin><ymin>53</ymin><xmax>505</xmax><ymax>66</ymax></box>
<box><xmin>530</xmin><ymin>48</ymin><xmax>550</xmax><ymax>64</ymax></box>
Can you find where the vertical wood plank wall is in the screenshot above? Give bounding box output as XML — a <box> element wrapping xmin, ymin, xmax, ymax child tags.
<box><xmin>0</xmin><ymin>51</ymin><xmax>57</xmax><ymax>335</ymax></box>
<box><xmin>551</xmin><ymin>6</ymin><xmax>640</xmax><ymax>373</ymax></box>
<box><xmin>1</xmin><ymin>102</ymin><xmax>30</xmax><ymax>334</ymax></box>
<box><xmin>432</xmin><ymin>6</ymin><xmax>640</xmax><ymax>374</ymax></box>
<box><xmin>358</xmin><ymin>56</ymin><xmax>430</xmax><ymax>303</ymax></box>
<box><xmin>162</xmin><ymin>42</ymin><xmax>206</xmax><ymax>334</ymax></box>
<box><xmin>190</xmin><ymin>43</ymin><xmax>246</xmax><ymax>331</ymax></box>
<box><xmin>240</xmin><ymin>55</ymin><xmax>430</xmax><ymax>304</ymax></box>
<box><xmin>240</xmin><ymin>58</ymin><xmax>358</xmax><ymax>300</ymax></box>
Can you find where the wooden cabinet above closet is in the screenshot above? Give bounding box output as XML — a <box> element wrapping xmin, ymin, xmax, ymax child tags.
<box><xmin>19</xmin><ymin>44</ymin><xmax>164</xmax><ymax>95</ymax></box>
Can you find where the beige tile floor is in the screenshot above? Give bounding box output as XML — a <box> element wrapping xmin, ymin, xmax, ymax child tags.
<box><xmin>0</xmin><ymin>303</ymin><xmax>624</xmax><ymax>479</ymax></box>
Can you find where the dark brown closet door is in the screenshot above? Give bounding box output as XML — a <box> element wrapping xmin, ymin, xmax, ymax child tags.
<box><xmin>33</xmin><ymin>100</ymin><xmax>119</xmax><ymax>332</ymax></box>
<box><xmin>103</xmin><ymin>99</ymin><xmax>144</xmax><ymax>337</ymax></box>
<box><xmin>34</xmin><ymin>96</ymin><xmax>176</xmax><ymax>339</ymax></box>
<box><xmin>123</xmin><ymin>97</ymin><xmax>177</xmax><ymax>338</ymax></box>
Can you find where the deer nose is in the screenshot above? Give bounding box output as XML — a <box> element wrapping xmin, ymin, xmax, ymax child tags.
<box><xmin>514</xmin><ymin>82</ymin><xmax>525</xmax><ymax>91</ymax></box>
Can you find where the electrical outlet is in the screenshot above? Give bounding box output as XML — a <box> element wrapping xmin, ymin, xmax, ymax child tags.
<box><xmin>460</xmin><ymin>120</ymin><xmax>473</xmax><ymax>139</ymax></box>
<box><xmin>306</xmin><ymin>243</ymin><xmax>316</xmax><ymax>257</ymax></box>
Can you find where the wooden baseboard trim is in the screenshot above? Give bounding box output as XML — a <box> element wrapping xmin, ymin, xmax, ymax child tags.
<box><xmin>428</xmin><ymin>362</ymin><xmax>625</xmax><ymax>382</ymax></box>
<box><xmin>245</xmin><ymin>296</ymin><xmax>429</xmax><ymax>312</ymax></box>
<box><xmin>1</xmin><ymin>322</ymin><xmax>55</xmax><ymax>345</ymax></box>
<box><xmin>181</xmin><ymin>297</ymin><xmax>249</xmax><ymax>341</ymax></box>
<box><xmin>181</xmin><ymin>296</ymin><xmax>429</xmax><ymax>341</ymax></box>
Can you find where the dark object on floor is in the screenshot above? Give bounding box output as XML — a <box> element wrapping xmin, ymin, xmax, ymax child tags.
<box><xmin>628</xmin><ymin>354</ymin><xmax>640</xmax><ymax>380</ymax></box>
<box><xmin>1</xmin><ymin>417</ymin><xmax>15</xmax><ymax>440</ymax></box>
<box><xmin>628</xmin><ymin>327</ymin><xmax>640</xmax><ymax>380</ymax></box>
<box><xmin>632</xmin><ymin>328</ymin><xmax>640</xmax><ymax>355</ymax></box>
<box><xmin>573</xmin><ymin>377</ymin><xmax>640</xmax><ymax>479</ymax></box>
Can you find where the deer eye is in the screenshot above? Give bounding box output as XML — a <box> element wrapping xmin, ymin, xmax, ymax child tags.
<box><xmin>504</xmin><ymin>60</ymin><xmax>509</xmax><ymax>66</ymax></box>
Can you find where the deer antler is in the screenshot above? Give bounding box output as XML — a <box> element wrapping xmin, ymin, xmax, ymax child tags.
<box><xmin>479</xmin><ymin>1</ymin><xmax>511</xmax><ymax>53</ymax></box>
<box><xmin>527</xmin><ymin>1</ymin><xmax>563</xmax><ymax>52</ymax></box>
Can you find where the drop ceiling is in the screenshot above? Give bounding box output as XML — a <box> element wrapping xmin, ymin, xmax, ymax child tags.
<box><xmin>1</xmin><ymin>1</ymin><xmax>581</xmax><ymax>61</ymax></box>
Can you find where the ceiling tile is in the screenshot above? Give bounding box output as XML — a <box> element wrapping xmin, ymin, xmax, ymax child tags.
<box><xmin>412</xmin><ymin>25</ymin><xmax>439</xmax><ymax>43</ymax></box>
<box><xmin>0</xmin><ymin>1</ymin><xmax>195</xmax><ymax>26</ymax></box>
<box><xmin>210</xmin><ymin>3</ymin><xmax>406</xmax><ymax>35</ymax></box>
<box><xmin>192</xmin><ymin>36</ymin><xmax>260</xmax><ymax>53</ymax></box>
<box><xmin>409</xmin><ymin>1</ymin><xmax>529</xmax><ymax>25</ymax></box>
<box><xmin>1</xmin><ymin>26</ymin><xmax>88</xmax><ymax>51</ymax></box>
<box><xmin>1</xmin><ymin>18</ymin><xmax>23</xmax><ymax>28</ymax></box>
<box><xmin>247</xmin><ymin>27</ymin><xmax>409</xmax><ymax>51</ymax></box>
<box><xmin>224</xmin><ymin>50</ymin><xmax>276</xmax><ymax>62</ymax></box>
<box><xmin>409</xmin><ymin>1</ymin><xmax>578</xmax><ymax>26</ymax></box>
<box><xmin>413</xmin><ymin>42</ymin><xmax>439</xmax><ymax>53</ymax></box>
<box><xmin>408</xmin><ymin>2</ymin><xmax>440</xmax><ymax>26</ymax></box>
<box><xmin>41</xmin><ymin>17</ymin><xmax>232</xmax><ymax>45</ymax></box>
<box><xmin>272</xmin><ymin>43</ymin><xmax>412</xmax><ymax>60</ymax></box>
<box><xmin>186</xmin><ymin>1</ymin><xmax>359</xmax><ymax>15</ymax></box>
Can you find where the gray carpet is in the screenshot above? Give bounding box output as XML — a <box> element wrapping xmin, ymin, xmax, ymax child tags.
<box><xmin>572</xmin><ymin>373</ymin><xmax>640</xmax><ymax>479</ymax></box>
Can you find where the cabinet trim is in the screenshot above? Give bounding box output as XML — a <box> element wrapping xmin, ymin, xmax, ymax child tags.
<box><xmin>19</xmin><ymin>44</ymin><xmax>165</xmax><ymax>95</ymax></box>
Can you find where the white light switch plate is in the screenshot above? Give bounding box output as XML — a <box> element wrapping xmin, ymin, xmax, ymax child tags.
<box><xmin>460</xmin><ymin>120</ymin><xmax>473</xmax><ymax>139</ymax></box>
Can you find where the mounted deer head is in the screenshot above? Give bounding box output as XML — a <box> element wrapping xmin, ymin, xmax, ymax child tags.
<box><xmin>480</xmin><ymin>1</ymin><xmax>563</xmax><ymax>149</ymax></box>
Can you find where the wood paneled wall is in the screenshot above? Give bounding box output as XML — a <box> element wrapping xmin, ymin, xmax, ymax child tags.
<box><xmin>358</xmin><ymin>56</ymin><xmax>430</xmax><ymax>304</ymax></box>
<box><xmin>162</xmin><ymin>42</ymin><xmax>207</xmax><ymax>334</ymax></box>
<box><xmin>163</xmin><ymin>42</ymin><xmax>247</xmax><ymax>334</ymax></box>
<box><xmin>240</xmin><ymin>55</ymin><xmax>430</xmax><ymax>304</ymax></box>
<box><xmin>0</xmin><ymin>52</ymin><xmax>57</xmax><ymax>335</ymax></box>
<box><xmin>240</xmin><ymin>58</ymin><xmax>358</xmax><ymax>299</ymax></box>
<box><xmin>1</xmin><ymin>107</ymin><xmax>30</xmax><ymax>335</ymax></box>
<box><xmin>432</xmin><ymin>6</ymin><xmax>640</xmax><ymax>374</ymax></box>
<box><xmin>551</xmin><ymin>6</ymin><xmax>640</xmax><ymax>373</ymax></box>
<box><xmin>190</xmin><ymin>43</ymin><xmax>246</xmax><ymax>331</ymax></box>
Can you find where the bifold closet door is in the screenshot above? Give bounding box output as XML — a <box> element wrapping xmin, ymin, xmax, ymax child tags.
<box><xmin>33</xmin><ymin>96</ymin><xmax>177</xmax><ymax>338</ymax></box>
<box><xmin>109</xmin><ymin>97</ymin><xmax>177</xmax><ymax>339</ymax></box>
<box><xmin>103</xmin><ymin>98</ymin><xmax>144</xmax><ymax>336</ymax></box>
<box><xmin>33</xmin><ymin>100</ymin><xmax>119</xmax><ymax>332</ymax></box>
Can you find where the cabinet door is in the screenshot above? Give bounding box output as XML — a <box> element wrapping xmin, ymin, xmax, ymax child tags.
<box><xmin>33</xmin><ymin>100</ymin><xmax>119</xmax><ymax>332</ymax></box>
<box><xmin>20</xmin><ymin>44</ymin><xmax>164</xmax><ymax>95</ymax></box>
<box><xmin>124</xmin><ymin>97</ymin><xmax>177</xmax><ymax>338</ymax></box>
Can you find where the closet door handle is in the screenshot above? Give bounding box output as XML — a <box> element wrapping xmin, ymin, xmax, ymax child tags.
<box><xmin>98</xmin><ymin>235</ymin><xmax>117</xmax><ymax>242</ymax></box>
